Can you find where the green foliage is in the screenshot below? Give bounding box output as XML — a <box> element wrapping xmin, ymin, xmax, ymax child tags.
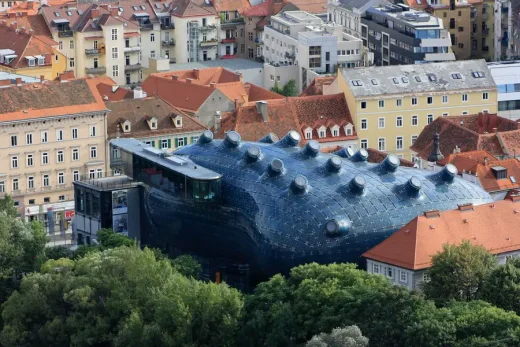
<box><xmin>97</xmin><ymin>228</ymin><xmax>136</xmax><ymax>249</ymax></box>
<box><xmin>171</xmin><ymin>255</ymin><xmax>201</xmax><ymax>278</ymax></box>
<box><xmin>45</xmin><ymin>246</ymin><xmax>71</xmax><ymax>260</ymax></box>
<box><xmin>270</xmin><ymin>81</ymin><xmax>283</xmax><ymax>95</ymax></box>
<box><xmin>71</xmin><ymin>244</ymin><xmax>100</xmax><ymax>259</ymax></box>
<box><xmin>282</xmin><ymin>79</ymin><xmax>298</xmax><ymax>97</ymax></box>
<box><xmin>423</xmin><ymin>241</ymin><xmax>497</xmax><ymax>304</ymax></box>
<box><xmin>482</xmin><ymin>258</ymin><xmax>520</xmax><ymax>315</ymax></box>
<box><xmin>305</xmin><ymin>326</ymin><xmax>369</xmax><ymax>347</ymax></box>
<box><xmin>0</xmin><ymin>196</ymin><xmax>18</xmax><ymax>219</ymax></box>
<box><xmin>1</xmin><ymin>247</ymin><xmax>243</xmax><ymax>347</ymax></box>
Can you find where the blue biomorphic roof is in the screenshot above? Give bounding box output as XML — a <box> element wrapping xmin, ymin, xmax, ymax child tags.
<box><xmin>167</xmin><ymin>130</ymin><xmax>492</xmax><ymax>275</ymax></box>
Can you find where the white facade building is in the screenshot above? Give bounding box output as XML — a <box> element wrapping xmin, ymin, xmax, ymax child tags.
<box><xmin>488</xmin><ymin>61</ymin><xmax>520</xmax><ymax>121</ymax></box>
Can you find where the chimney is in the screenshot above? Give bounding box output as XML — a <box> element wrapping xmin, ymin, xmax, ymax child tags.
<box><xmin>428</xmin><ymin>132</ymin><xmax>444</xmax><ymax>162</ymax></box>
<box><xmin>210</xmin><ymin>82</ymin><xmax>216</xmax><ymax>88</ymax></box>
<box><xmin>110</xmin><ymin>7</ymin><xmax>119</xmax><ymax>16</ymax></box>
<box><xmin>186</xmin><ymin>78</ymin><xmax>192</xmax><ymax>84</ymax></box>
<box><xmin>15</xmin><ymin>77</ymin><xmax>22</xmax><ymax>85</ymax></box>
<box><xmin>133</xmin><ymin>87</ymin><xmax>147</xmax><ymax>99</ymax></box>
<box><xmin>172</xmin><ymin>75</ymin><xmax>179</xmax><ymax>81</ymax></box>
<box><xmin>91</xmin><ymin>8</ymin><xmax>100</xmax><ymax>19</ymax></box>
<box><xmin>234</xmin><ymin>98</ymin><xmax>239</xmax><ymax>109</ymax></box>
<box><xmin>484</xmin><ymin>157</ymin><xmax>489</xmax><ymax>166</ymax></box>
<box><xmin>236</xmin><ymin>71</ymin><xmax>243</xmax><ymax>81</ymax></box>
<box><xmin>193</xmin><ymin>68</ymin><xmax>199</xmax><ymax>79</ymax></box>
<box><xmin>457</xmin><ymin>203</ymin><xmax>474</xmax><ymax>212</ymax></box>
<box><xmin>256</xmin><ymin>100</ymin><xmax>268</xmax><ymax>123</ymax></box>
<box><xmin>10</xmin><ymin>21</ymin><xmax>17</xmax><ymax>29</ymax></box>
<box><xmin>483</xmin><ymin>110</ymin><xmax>489</xmax><ymax>115</ymax></box>
<box><xmin>20</xmin><ymin>26</ymin><xmax>26</xmax><ymax>34</ymax></box>
<box><xmin>214</xmin><ymin>111</ymin><xmax>221</xmax><ymax>131</ymax></box>
<box><xmin>39</xmin><ymin>75</ymin><xmax>44</xmax><ymax>83</ymax></box>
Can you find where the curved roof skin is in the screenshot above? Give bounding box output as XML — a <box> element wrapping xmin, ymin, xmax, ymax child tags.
<box><xmin>144</xmin><ymin>130</ymin><xmax>492</xmax><ymax>279</ymax></box>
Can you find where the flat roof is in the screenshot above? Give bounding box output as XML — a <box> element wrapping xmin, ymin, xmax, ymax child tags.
<box><xmin>168</xmin><ymin>58</ymin><xmax>264</xmax><ymax>71</ymax></box>
<box><xmin>369</xmin><ymin>7</ymin><xmax>441</xmax><ymax>27</ymax></box>
<box><xmin>0</xmin><ymin>72</ymin><xmax>41</xmax><ymax>83</ymax></box>
<box><xmin>111</xmin><ymin>138</ymin><xmax>222</xmax><ymax>180</ymax></box>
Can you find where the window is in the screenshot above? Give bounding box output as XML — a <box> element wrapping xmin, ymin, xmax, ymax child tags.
<box><xmin>361</xmin><ymin>119</ymin><xmax>367</xmax><ymax>130</ymax></box>
<box><xmin>396</xmin><ymin>136</ymin><xmax>403</xmax><ymax>150</ymax></box>
<box><xmin>96</xmin><ymin>169</ymin><xmax>103</xmax><ymax>178</ymax></box>
<box><xmin>400</xmin><ymin>270</ymin><xmax>407</xmax><ymax>282</ymax></box>
<box><xmin>378</xmin><ymin>100</ymin><xmax>385</xmax><ymax>108</ymax></box>
<box><xmin>360</xmin><ymin>139</ymin><xmax>368</xmax><ymax>149</ymax></box>
<box><xmin>396</xmin><ymin>116</ymin><xmax>403</xmax><ymax>127</ymax></box>
<box><xmin>72</xmin><ymin>148</ymin><xmax>79</xmax><ymax>161</ymax></box>
<box><xmin>69</xmin><ymin>57</ymin><xmax>75</xmax><ymax>68</ymax></box>
<box><xmin>483</xmin><ymin>92</ymin><xmax>489</xmax><ymax>100</ymax></box>
<box><xmin>41</xmin><ymin>131</ymin><xmax>48</xmax><ymax>143</ymax></box>
<box><xmin>42</xmin><ymin>152</ymin><xmax>49</xmax><ymax>165</ymax></box>
<box><xmin>396</xmin><ymin>99</ymin><xmax>402</xmax><ymax>107</ymax></box>
<box><xmin>113</xmin><ymin>65</ymin><xmax>119</xmax><ymax>77</ymax></box>
<box><xmin>27</xmin><ymin>176</ymin><xmax>34</xmax><ymax>189</ymax></box>
<box><xmin>177</xmin><ymin>138</ymin><xmax>185</xmax><ymax>147</ymax></box>
<box><xmin>11</xmin><ymin>156</ymin><xmax>18</xmax><ymax>168</ymax></box>
<box><xmin>427</xmin><ymin>96</ymin><xmax>433</xmax><ymax>104</ymax></box>
<box><xmin>427</xmin><ymin>114</ymin><xmax>434</xmax><ymax>124</ymax></box>
<box><xmin>411</xmin><ymin>115</ymin><xmax>418</xmax><ymax>126</ymax></box>
<box><xmin>442</xmin><ymin>95</ymin><xmax>448</xmax><ymax>103</ymax></box>
<box><xmin>442</xmin><ymin>112</ymin><xmax>449</xmax><ymax>117</ymax></box>
<box><xmin>43</xmin><ymin>197</ymin><xmax>50</xmax><ymax>203</ymax></box>
<box><xmin>309</xmin><ymin>57</ymin><xmax>320</xmax><ymax>68</ymax></box>
<box><xmin>90</xmin><ymin>146</ymin><xmax>97</xmax><ymax>158</ymax></box>
<box><xmin>89</xmin><ymin>169</ymin><xmax>95</xmax><ymax>179</ymax></box>
<box><xmin>411</xmin><ymin>97</ymin><xmax>418</xmax><ymax>106</ymax></box>
<box><xmin>248</xmin><ymin>32</ymin><xmax>253</xmax><ymax>41</ymax></box>
<box><xmin>332</xmin><ymin>128</ymin><xmax>338</xmax><ymax>137</ymax></box>
<box><xmin>309</xmin><ymin>46</ymin><xmax>321</xmax><ymax>55</ymax></box>
<box><xmin>161</xmin><ymin>139</ymin><xmax>169</xmax><ymax>149</ymax></box>
<box><xmin>12</xmin><ymin>179</ymin><xmax>18</xmax><ymax>191</ymax></box>
<box><xmin>59</xmin><ymin>195</ymin><xmax>65</xmax><ymax>201</ymax></box>
<box><xmin>111</xmin><ymin>28</ymin><xmax>118</xmax><ymax>40</ymax></box>
<box><xmin>57</xmin><ymin>150</ymin><xmax>64</xmax><ymax>163</ymax></box>
<box><xmin>42</xmin><ymin>174</ymin><xmax>49</xmax><ymax>187</ymax></box>
<box><xmin>59</xmin><ymin>41</ymin><xmax>63</xmax><ymax>50</ymax></box>
<box><xmin>319</xmin><ymin>130</ymin><xmax>326</xmax><ymax>138</ymax></box>
<box><xmin>90</xmin><ymin>125</ymin><xmax>97</xmax><ymax>137</ymax></box>
<box><xmin>411</xmin><ymin>135</ymin><xmax>418</xmax><ymax>145</ymax></box>
<box><xmin>462</xmin><ymin>93</ymin><xmax>468</xmax><ymax>102</ymax></box>
<box><xmin>378</xmin><ymin>138</ymin><xmax>386</xmax><ymax>151</ymax></box>
<box><xmin>71</xmin><ymin>128</ymin><xmax>78</xmax><ymax>139</ymax></box>
<box><xmin>378</xmin><ymin>117</ymin><xmax>385</xmax><ymax>129</ymax></box>
<box><xmin>386</xmin><ymin>267</ymin><xmax>393</xmax><ymax>278</ymax></box>
<box><xmin>0</xmin><ymin>181</ymin><xmax>4</xmax><ymax>193</ymax></box>
<box><xmin>26</xmin><ymin>154</ymin><xmax>33</xmax><ymax>167</ymax></box>
<box><xmin>73</xmin><ymin>170</ymin><xmax>80</xmax><ymax>181</ymax></box>
<box><xmin>56</xmin><ymin>129</ymin><xmax>63</xmax><ymax>141</ymax></box>
<box><xmin>150</xmin><ymin>33</ymin><xmax>155</xmax><ymax>42</ymax></box>
<box><xmin>373</xmin><ymin>263</ymin><xmax>380</xmax><ymax>274</ymax></box>
<box><xmin>423</xmin><ymin>273</ymin><xmax>431</xmax><ymax>282</ymax></box>
<box><xmin>360</xmin><ymin>101</ymin><xmax>367</xmax><ymax>109</ymax></box>
<box><xmin>112</xmin><ymin>47</ymin><xmax>118</xmax><ymax>59</ymax></box>
<box><xmin>69</xmin><ymin>40</ymin><xmax>74</xmax><ymax>49</ymax></box>
<box><xmin>58</xmin><ymin>172</ymin><xmax>65</xmax><ymax>185</ymax></box>
<box><xmin>10</xmin><ymin>135</ymin><xmax>17</xmax><ymax>147</ymax></box>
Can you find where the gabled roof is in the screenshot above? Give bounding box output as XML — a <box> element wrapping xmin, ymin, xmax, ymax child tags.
<box><xmin>0</xmin><ymin>77</ymin><xmax>109</xmax><ymax>122</ymax></box>
<box><xmin>284</xmin><ymin>0</ymin><xmax>327</xmax><ymax>14</ymax></box>
<box><xmin>366</xmin><ymin>148</ymin><xmax>415</xmax><ymax>167</ymax></box>
<box><xmin>300</xmin><ymin>76</ymin><xmax>336</xmax><ymax>96</ymax></box>
<box><xmin>444</xmin><ymin>150</ymin><xmax>498</xmax><ymax>174</ymax></box>
<box><xmin>242</xmin><ymin>1</ymin><xmax>270</xmax><ymax>16</ymax></box>
<box><xmin>169</xmin><ymin>0</ymin><xmax>217</xmax><ymax>17</ymax></box>
<box><xmin>0</xmin><ymin>15</ymin><xmax>52</xmax><ymax>37</ymax></box>
<box><xmin>94</xmin><ymin>78</ymin><xmax>134</xmax><ymax>101</ymax></box>
<box><xmin>363</xmin><ymin>199</ymin><xmax>520</xmax><ymax>270</ymax></box>
<box><xmin>411</xmin><ymin>113</ymin><xmax>520</xmax><ymax>161</ymax></box>
<box><xmin>475</xmin><ymin>159</ymin><xmax>520</xmax><ymax>192</ymax></box>
<box><xmin>105</xmin><ymin>97</ymin><xmax>206</xmax><ymax>139</ymax></box>
<box><xmin>213</xmin><ymin>0</ymin><xmax>251</xmax><ymax>13</ymax></box>
<box><xmin>163</xmin><ymin>67</ymin><xmax>241</xmax><ymax>84</ymax></box>
<box><xmin>0</xmin><ymin>25</ymin><xmax>55</xmax><ymax>69</ymax></box>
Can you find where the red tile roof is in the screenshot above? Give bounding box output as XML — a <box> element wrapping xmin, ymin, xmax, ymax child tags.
<box><xmin>169</xmin><ymin>0</ymin><xmax>217</xmax><ymax>17</ymax></box>
<box><xmin>242</xmin><ymin>1</ymin><xmax>270</xmax><ymax>16</ymax></box>
<box><xmin>411</xmin><ymin>113</ymin><xmax>520</xmax><ymax>160</ymax></box>
<box><xmin>444</xmin><ymin>150</ymin><xmax>498</xmax><ymax>174</ymax></box>
<box><xmin>300</xmin><ymin>76</ymin><xmax>336</xmax><ymax>96</ymax></box>
<box><xmin>0</xmin><ymin>15</ymin><xmax>52</xmax><ymax>37</ymax></box>
<box><xmin>94</xmin><ymin>79</ymin><xmax>134</xmax><ymax>102</ymax></box>
<box><xmin>366</xmin><ymin>148</ymin><xmax>415</xmax><ymax>167</ymax></box>
<box><xmin>213</xmin><ymin>0</ymin><xmax>251</xmax><ymax>13</ymax></box>
<box><xmin>475</xmin><ymin>159</ymin><xmax>520</xmax><ymax>192</ymax></box>
<box><xmin>0</xmin><ymin>24</ymin><xmax>55</xmax><ymax>69</ymax></box>
<box><xmin>284</xmin><ymin>0</ymin><xmax>327</xmax><ymax>14</ymax></box>
<box><xmin>363</xmin><ymin>199</ymin><xmax>520</xmax><ymax>270</ymax></box>
<box><xmin>216</xmin><ymin>93</ymin><xmax>357</xmax><ymax>144</ymax></box>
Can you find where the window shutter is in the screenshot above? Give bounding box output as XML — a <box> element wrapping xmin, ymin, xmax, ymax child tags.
<box><xmin>167</xmin><ymin>139</ymin><xmax>171</xmax><ymax>148</ymax></box>
<box><xmin>175</xmin><ymin>138</ymin><xmax>179</xmax><ymax>148</ymax></box>
<box><xmin>184</xmin><ymin>137</ymin><xmax>188</xmax><ymax>145</ymax></box>
<box><xmin>151</xmin><ymin>140</ymin><xmax>155</xmax><ymax>147</ymax></box>
<box><xmin>190</xmin><ymin>136</ymin><xmax>195</xmax><ymax>144</ymax></box>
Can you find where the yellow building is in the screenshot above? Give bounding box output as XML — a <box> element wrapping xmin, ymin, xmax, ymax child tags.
<box><xmin>338</xmin><ymin>60</ymin><xmax>497</xmax><ymax>161</ymax></box>
<box><xmin>0</xmin><ymin>23</ymin><xmax>66</xmax><ymax>80</ymax></box>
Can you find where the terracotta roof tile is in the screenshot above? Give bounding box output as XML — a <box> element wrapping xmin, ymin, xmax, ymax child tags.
<box><xmin>498</xmin><ymin>130</ymin><xmax>520</xmax><ymax>157</ymax></box>
<box><xmin>366</xmin><ymin>148</ymin><xmax>415</xmax><ymax>167</ymax></box>
<box><xmin>169</xmin><ymin>0</ymin><xmax>217</xmax><ymax>17</ymax></box>
<box><xmin>214</xmin><ymin>0</ymin><xmax>251</xmax><ymax>13</ymax></box>
<box><xmin>242</xmin><ymin>1</ymin><xmax>270</xmax><ymax>16</ymax></box>
<box><xmin>105</xmin><ymin>97</ymin><xmax>206</xmax><ymax>139</ymax></box>
<box><xmin>284</xmin><ymin>0</ymin><xmax>327</xmax><ymax>14</ymax></box>
<box><xmin>95</xmin><ymin>81</ymin><xmax>133</xmax><ymax>102</ymax></box>
<box><xmin>244</xmin><ymin>82</ymin><xmax>285</xmax><ymax>101</ymax></box>
<box><xmin>476</xmin><ymin>158</ymin><xmax>520</xmax><ymax>192</ymax></box>
<box><xmin>0</xmin><ymin>77</ymin><xmax>109</xmax><ymax>122</ymax></box>
<box><xmin>444</xmin><ymin>150</ymin><xmax>498</xmax><ymax>174</ymax></box>
<box><xmin>299</xmin><ymin>76</ymin><xmax>336</xmax><ymax>96</ymax></box>
<box><xmin>0</xmin><ymin>25</ymin><xmax>55</xmax><ymax>69</ymax></box>
<box><xmin>363</xmin><ymin>199</ymin><xmax>520</xmax><ymax>270</ymax></box>
<box><xmin>0</xmin><ymin>15</ymin><xmax>52</xmax><ymax>37</ymax></box>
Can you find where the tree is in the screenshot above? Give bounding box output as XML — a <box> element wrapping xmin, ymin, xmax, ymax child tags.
<box><xmin>1</xmin><ymin>247</ymin><xmax>243</xmax><ymax>347</ymax></box>
<box><xmin>482</xmin><ymin>258</ymin><xmax>520</xmax><ymax>315</ymax></box>
<box><xmin>423</xmin><ymin>241</ymin><xmax>497</xmax><ymax>304</ymax></box>
<box><xmin>282</xmin><ymin>79</ymin><xmax>297</xmax><ymax>97</ymax></box>
<box><xmin>45</xmin><ymin>246</ymin><xmax>71</xmax><ymax>260</ymax></box>
<box><xmin>171</xmin><ymin>255</ymin><xmax>201</xmax><ymax>278</ymax></box>
<box><xmin>306</xmin><ymin>326</ymin><xmax>369</xmax><ymax>347</ymax></box>
<box><xmin>97</xmin><ymin>228</ymin><xmax>136</xmax><ymax>249</ymax></box>
<box><xmin>270</xmin><ymin>80</ymin><xmax>283</xmax><ymax>95</ymax></box>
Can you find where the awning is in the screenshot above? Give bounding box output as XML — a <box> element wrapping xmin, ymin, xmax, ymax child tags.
<box><xmin>124</xmin><ymin>32</ymin><xmax>140</xmax><ymax>38</ymax></box>
<box><xmin>52</xmin><ymin>18</ymin><xmax>70</xmax><ymax>24</ymax></box>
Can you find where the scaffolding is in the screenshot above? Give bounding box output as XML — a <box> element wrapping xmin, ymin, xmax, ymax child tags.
<box><xmin>188</xmin><ymin>21</ymin><xmax>200</xmax><ymax>62</ymax></box>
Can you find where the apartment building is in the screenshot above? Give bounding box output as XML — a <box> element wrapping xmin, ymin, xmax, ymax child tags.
<box><xmin>327</xmin><ymin>0</ymin><xmax>389</xmax><ymax>39</ymax></box>
<box><xmin>41</xmin><ymin>3</ymin><xmax>161</xmax><ymax>86</ymax></box>
<box><xmin>361</xmin><ymin>4</ymin><xmax>454</xmax><ymax>65</ymax></box>
<box><xmin>0</xmin><ymin>21</ymin><xmax>67</xmax><ymax>80</ymax></box>
<box><xmin>0</xmin><ymin>77</ymin><xmax>109</xmax><ymax>223</ymax></box>
<box><xmin>214</xmin><ymin>0</ymin><xmax>250</xmax><ymax>59</ymax></box>
<box><xmin>263</xmin><ymin>10</ymin><xmax>364</xmax><ymax>93</ymax></box>
<box><xmin>488</xmin><ymin>61</ymin><xmax>520</xmax><ymax>120</ymax></box>
<box><xmin>405</xmin><ymin>0</ymin><xmax>494</xmax><ymax>61</ymax></box>
<box><xmin>338</xmin><ymin>60</ymin><xmax>497</xmax><ymax>160</ymax></box>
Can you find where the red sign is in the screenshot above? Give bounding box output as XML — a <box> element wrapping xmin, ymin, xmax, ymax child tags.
<box><xmin>65</xmin><ymin>210</ymin><xmax>75</xmax><ymax>219</ymax></box>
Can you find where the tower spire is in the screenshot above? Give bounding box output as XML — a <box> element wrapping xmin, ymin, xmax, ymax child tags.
<box><xmin>428</xmin><ymin>132</ymin><xmax>444</xmax><ymax>162</ymax></box>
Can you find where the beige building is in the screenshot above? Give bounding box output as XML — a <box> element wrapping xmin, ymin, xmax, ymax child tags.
<box><xmin>0</xmin><ymin>77</ymin><xmax>110</xmax><ymax>224</ymax></box>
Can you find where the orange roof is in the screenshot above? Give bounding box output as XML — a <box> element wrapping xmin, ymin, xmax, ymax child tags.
<box><xmin>363</xmin><ymin>199</ymin><xmax>520</xmax><ymax>270</ymax></box>
<box><xmin>0</xmin><ymin>77</ymin><xmax>110</xmax><ymax>123</ymax></box>
<box><xmin>284</xmin><ymin>0</ymin><xmax>327</xmax><ymax>14</ymax></box>
<box><xmin>94</xmin><ymin>78</ymin><xmax>134</xmax><ymax>102</ymax></box>
<box><xmin>213</xmin><ymin>0</ymin><xmax>251</xmax><ymax>12</ymax></box>
<box><xmin>444</xmin><ymin>150</ymin><xmax>498</xmax><ymax>174</ymax></box>
<box><xmin>0</xmin><ymin>24</ymin><xmax>55</xmax><ymax>69</ymax></box>
<box><xmin>0</xmin><ymin>15</ymin><xmax>52</xmax><ymax>37</ymax></box>
<box><xmin>242</xmin><ymin>1</ymin><xmax>270</xmax><ymax>16</ymax></box>
<box><xmin>475</xmin><ymin>159</ymin><xmax>520</xmax><ymax>192</ymax></box>
<box><xmin>300</xmin><ymin>76</ymin><xmax>336</xmax><ymax>96</ymax></box>
<box><xmin>123</xmin><ymin>32</ymin><xmax>141</xmax><ymax>38</ymax></box>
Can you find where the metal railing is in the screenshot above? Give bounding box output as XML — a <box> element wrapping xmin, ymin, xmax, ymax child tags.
<box><xmin>124</xmin><ymin>46</ymin><xmax>141</xmax><ymax>53</ymax></box>
<box><xmin>85</xmin><ymin>48</ymin><xmax>104</xmax><ymax>56</ymax></box>
<box><xmin>58</xmin><ymin>31</ymin><xmax>73</xmax><ymax>37</ymax></box>
<box><xmin>161</xmin><ymin>39</ymin><xmax>176</xmax><ymax>46</ymax></box>
<box><xmin>125</xmin><ymin>63</ymin><xmax>142</xmax><ymax>71</ymax></box>
<box><xmin>85</xmin><ymin>67</ymin><xmax>106</xmax><ymax>74</ymax></box>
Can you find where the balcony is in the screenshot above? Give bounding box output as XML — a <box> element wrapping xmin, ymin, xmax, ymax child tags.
<box><xmin>85</xmin><ymin>48</ymin><xmax>104</xmax><ymax>56</ymax></box>
<box><xmin>169</xmin><ymin>57</ymin><xmax>176</xmax><ymax>64</ymax></box>
<box><xmin>161</xmin><ymin>39</ymin><xmax>176</xmax><ymax>47</ymax></box>
<box><xmin>255</xmin><ymin>38</ymin><xmax>263</xmax><ymax>44</ymax></box>
<box><xmin>482</xmin><ymin>27</ymin><xmax>489</xmax><ymax>36</ymax></box>
<box><xmin>85</xmin><ymin>67</ymin><xmax>106</xmax><ymax>74</ymax></box>
<box><xmin>483</xmin><ymin>46</ymin><xmax>489</xmax><ymax>52</ymax></box>
<box><xmin>140</xmin><ymin>23</ymin><xmax>154</xmax><ymax>30</ymax></box>
<box><xmin>221</xmin><ymin>17</ymin><xmax>244</xmax><ymax>27</ymax></box>
<box><xmin>125</xmin><ymin>63</ymin><xmax>142</xmax><ymax>71</ymax></box>
<box><xmin>124</xmin><ymin>46</ymin><xmax>141</xmax><ymax>53</ymax></box>
<box><xmin>201</xmin><ymin>24</ymin><xmax>217</xmax><ymax>32</ymax></box>
<box><xmin>285</xmin><ymin>51</ymin><xmax>295</xmax><ymax>59</ymax></box>
<box><xmin>221</xmin><ymin>37</ymin><xmax>236</xmax><ymax>44</ymax></box>
<box><xmin>482</xmin><ymin>12</ymin><xmax>489</xmax><ymax>21</ymax></box>
<box><xmin>58</xmin><ymin>30</ymin><xmax>73</xmax><ymax>38</ymax></box>
<box><xmin>200</xmin><ymin>39</ymin><xmax>219</xmax><ymax>47</ymax></box>
<box><xmin>160</xmin><ymin>23</ymin><xmax>175</xmax><ymax>30</ymax></box>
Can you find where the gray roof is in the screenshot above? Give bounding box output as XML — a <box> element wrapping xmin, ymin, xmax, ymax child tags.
<box><xmin>334</xmin><ymin>0</ymin><xmax>390</xmax><ymax>13</ymax></box>
<box><xmin>169</xmin><ymin>58</ymin><xmax>263</xmax><ymax>72</ymax></box>
<box><xmin>110</xmin><ymin>138</ymin><xmax>221</xmax><ymax>180</ymax></box>
<box><xmin>343</xmin><ymin>59</ymin><xmax>496</xmax><ymax>98</ymax></box>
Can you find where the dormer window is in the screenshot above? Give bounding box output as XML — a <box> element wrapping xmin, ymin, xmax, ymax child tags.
<box><xmin>122</xmin><ymin>120</ymin><xmax>131</xmax><ymax>133</ymax></box>
<box><xmin>304</xmin><ymin>127</ymin><xmax>312</xmax><ymax>139</ymax></box>
<box><xmin>146</xmin><ymin>116</ymin><xmax>158</xmax><ymax>130</ymax></box>
<box><xmin>37</xmin><ymin>56</ymin><xmax>45</xmax><ymax>65</ymax></box>
<box><xmin>173</xmin><ymin>114</ymin><xmax>183</xmax><ymax>128</ymax></box>
<box><xmin>318</xmin><ymin>125</ymin><xmax>327</xmax><ymax>139</ymax></box>
<box><xmin>151</xmin><ymin>121</ymin><xmax>157</xmax><ymax>129</ymax></box>
<box><xmin>331</xmin><ymin>125</ymin><xmax>340</xmax><ymax>137</ymax></box>
<box><xmin>26</xmin><ymin>56</ymin><xmax>35</xmax><ymax>67</ymax></box>
<box><xmin>344</xmin><ymin>123</ymin><xmax>353</xmax><ymax>136</ymax></box>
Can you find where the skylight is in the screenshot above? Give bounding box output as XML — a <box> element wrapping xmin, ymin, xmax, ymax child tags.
<box><xmin>54</xmin><ymin>12</ymin><xmax>60</xmax><ymax>17</ymax></box>
<box><xmin>140</xmin><ymin>5</ymin><xmax>146</xmax><ymax>10</ymax></box>
<box><xmin>472</xmin><ymin>71</ymin><xmax>484</xmax><ymax>78</ymax></box>
<box><xmin>371</xmin><ymin>79</ymin><xmax>378</xmax><ymax>85</ymax></box>
<box><xmin>351</xmin><ymin>80</ymin><xmax>362</xmax><ymax>87</ymax></box>
<box><xmin>415</xmin><ymin>76</ymin><xmax>421</xmax><ymax>82</ymax></box>
<box><xmin>451</xmin><ymin>73</ymin><xmax>462</xmax><ymax>79</ymax></box>
<box><xmin>402</xmin><ymin>77</ymin><xmax>409</xmax><ymax>83</ymax></box>
<box><xmin>155</xmin><ymin>3</ymin><xmax>160</xmax><ymax>8</ymax></box>
<box><xmin>392</xmin><ymin>78</ymin><xmax>399</xmax><ymax>84</ymax></box>
<box><xmin>428</xmin><ymin>74</ymin><xmax>437</xmax><ymax>82</ymax></box>
<box><xmin>511</xmin><ymin>176</ymin><xmax>517</xmax><ymax>183</ymax></box>
<box><xmin>119</xmin><ymin>7</ymin><xmax>123</xmax><ymax>12</ymax></box>
<box><xmin>66</xmin><ymin>11</ymin><xmax>72</xmax><ymax>16</ymax></box>
<box><xmin>132</xmin><ymin>6</ymin><xmax>138</xmax><ymax>10</ymax></box>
